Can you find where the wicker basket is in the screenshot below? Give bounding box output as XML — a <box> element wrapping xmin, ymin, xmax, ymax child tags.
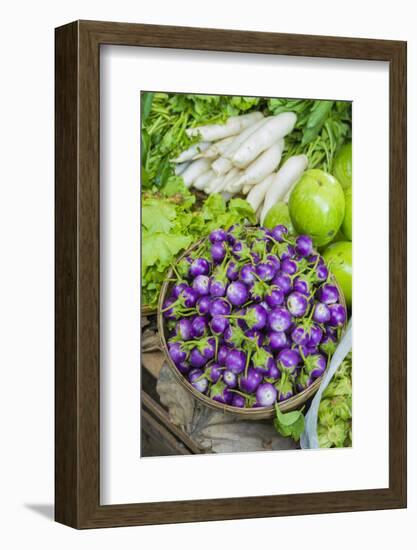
<box><xmin>157</xmin><ymin>237</ymin><xmax>346</xmax><ymax>420</ymax></box>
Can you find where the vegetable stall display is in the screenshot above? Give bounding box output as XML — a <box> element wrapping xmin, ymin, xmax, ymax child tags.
<box><xmin>141</xmin><ymin>92</ymin><xmax>353</xmax><ymax>448</ymax></box>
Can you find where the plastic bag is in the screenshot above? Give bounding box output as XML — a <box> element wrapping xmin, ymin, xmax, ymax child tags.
<box><xmin>300</xmin><ymin>319</ymin><xmax>352</xmax><ymax>449</ymax></box>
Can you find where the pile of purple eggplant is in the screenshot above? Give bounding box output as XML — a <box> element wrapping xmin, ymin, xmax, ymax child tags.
<box><xmin>162</xmin><ymin>224</ymin><xmax>347</xmax><ymax>409</ymax></box>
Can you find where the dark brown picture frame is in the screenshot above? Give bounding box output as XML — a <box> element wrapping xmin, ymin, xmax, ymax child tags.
<box><xmin>55</xmin><ymin>20</ymin><xmax>407</xmax><ymax>529</ymax></box>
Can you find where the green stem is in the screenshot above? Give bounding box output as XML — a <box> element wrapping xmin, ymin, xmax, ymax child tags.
<box><xmin>244</xmin><ymin>350</ymin><xmax>252</xmax><ymax>377</ymax></box>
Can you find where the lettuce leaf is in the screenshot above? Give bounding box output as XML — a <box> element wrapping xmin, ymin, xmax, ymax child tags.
<box><xmin>317</xmin><ymin>353</ymin><xmax>352</xmax><ymax>448</ymax></box>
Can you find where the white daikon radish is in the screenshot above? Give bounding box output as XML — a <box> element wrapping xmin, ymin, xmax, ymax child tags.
<box><xmin>222</xmin><ymin>167</ymin><xmax>239</xmax><ymax>185</ymax></box>
<box><xmin>205</xmin><ymin>175</ymin><xmax>226</xmax><ymax>194</ymax></box>
<box><xmin>186</xmin><ymin>112</ymin><xmax>263</xmax><ymax>142</ymax></box>
<box><xmin>222</xmin><ymin>117</ymin><xmax>268</xmax><ymax>159</ymax></box>
<box><xmin>242</xmin><ymin>184</ymin><xmax>251</xmax><ymax>195</ymax></box>
<box><xmin>181</xmin><ymin>158</ymin><xmax>211</xmax><ymax>187</ymax></box>
<box><xmin>232</xmin><ymin>139</ymin><xmax>284</xmax><ymax>189</ymax></box>
<box><xmin>211</xmin><ymin>156</ymin><xmax>232</xmax><ymax>176</ymax></box>
<box><xmin>193</xmin><ymin>170</ymin><xmax>216</xmax><ymax>190</ymax></box>
<box><xmin>174</xmin><ymin>162</ymin><xmax>190</xmax><ymax>176</ymax></box>
<box><xmin>210</xmin><ymin>177</ymin><xmax>228</xmax><ymax>194</ymax></box>
<box><xmin>222</xmin><ymin>167</ymin><xmax>240</xmax><ymax>192</ymax></box>
<box><xmin>225</xmin><ymin>173</ymin><xmax>243</xmax><ymax>193</ymax></box>
<box><xmin>195</xmin><ymin>136</ymin><xmax>235</xmax><ymax>159</ymax></box>
<box><xmin>260</xmin><ymin>155</ymin><xmax>308</xmax><ymax>224</ymax></box>
<box><xmin>170</xmin><ymin>142</ymin><xmax>210</xmax><ymax>163</ymax></box>
<box><xmin>283</xmin><ymin>182</ymin><xmax>297</xmax><ymax>203</ymax></box>
<box><xmin>256</xmin><ymin>203</ymin><xmax>263</xmax><ymax>222</ymax></box>
<box><xmin>232</xmin><ymin>113</ymin><xmax>297</xmax><ymax>168</ymax></box>
<box><xmin>246</xmin><ymin>174</ymin><xmax>275</xmax><ymax>213</ymax></box>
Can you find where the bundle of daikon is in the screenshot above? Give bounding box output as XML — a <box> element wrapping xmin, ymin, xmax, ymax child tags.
<box><xmin>171</xmin><ymin>111</ymin><xmax>308</xmax><ymax>222</ymax></box>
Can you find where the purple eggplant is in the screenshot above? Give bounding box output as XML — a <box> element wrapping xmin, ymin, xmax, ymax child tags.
<box><xmin>217</xmin><ymin>344</ymin><xmax>229</xmax><ymax>366</ymax></box>
<box><xmin>265</xmin><ymin>359</ymin><xmax>281</xmax><ymax>380</ymax></box>
<box><xmin>226</xmin><ymin>281</ymin><xmax>249</xmax><ymax>306</ymax></box>
<box><xmin>269</xmin><ymin>224</ymin><xmax>288</xmax><ymax>242</ymax></box>
<box><xmin>244</xmin><ymin>304</ymin><xmax>268</xmax><ymax>330</ymax></box>
<box><xmin>281</xmin><ymin>258</ymin><xmax>298</xmax><ymax>275</ymax></box>
<box><xmin>192</xmin><ymin>274</ymin><xmax>210</xmax><ymax>296</ymax></box>
<box><xmin>162</xmin><ymin>297</ymin><xmax>177</xmax><ymax>320</ymax></box>
<box><xmin>189</xmin><ymin>347</ymin><xmax>208</xmax><ymax>368</ymax></box>
<box><xmin>240</xmin><ymin>264</ymin><xmax>256</xmax><ymax>285</ymax></box>
<box><xmin>188</xmin><ymin>369</ymin><xmax>208</xmax><ymax>393</ymax></box>
<box><xmin>279</xmin><ymin>243</ymin><xmax>296</xmax><ymax>261</ymax></box>
<box><xmin>210</xmin><ymin>315</ymin><xmax>229</xmax><ymax>335</ymax></box>
<box><xmin>211</xmin><ymin>242</ymin><xmax>227</xmax><ymax>264</ymax></box>
<box><xmin>268</xmin><ymin>330</ymin><xmax>289</xmax><ymax>351</ymax></box>
<box><xmin>272</xmin><ymin>271</ymin><xmax>292</xmax><ymax>294</ymax></box>
<box><xmin>250</xmin><ymin>252</ymin><xmax>261</xmax><ymax>264</ymax></box>
<box><xmin>210</xmin><ymin>379</ymin><xmax>233</xmax><ymax>404</ymax></box>
<box><xmin>308</xmin><ymin>324</ymin><xmax>323</xmax><ymax>347</ymax></box>
<box><xmin>223</xmin><ymin>369</ymin><xmax>238</xmax><ymax>388</ymax></box>
<box><xmin>295</xmin><ymin>235</ymin><xmax>313</xmax><ymax>257</ymax></box>
<box><xmin>291</xmin><ymin>325</ymin><xmax>310</xmax><ymax>346</ymax></box>
<box><xmin>172</xmin><ymin>282</ymin><xmax>188</xmax><ymax>299</ymax></box>
<box><xmin>256</xmin><ymin>261</ymin><xmax>276</xmax><ymax>281</ymax></box>
<box><xmin>256</xmin><ymin>383</ymin><xmax>278</xmax><ymax>407</ymax></box>
<box><xmin>209</xmin><ymin>228</ymin><xmax>227</xmax><ymax>244</ymax></box>
<box><xmin>225</xmin><ymin>349</ymin><xmax>247</xmax><ymax>374</ymax></box>
<box><xmin>328</xmin><ymin>303</ymin><xmax>347</xmax><ymax>327</ymax></box>
<box><xmin>189</xmin><ymin>258</ymin><xmax>210</xmax><ymax>278</ymax></box>
<box><xmin>299</xmin><ymin>344</ymin><xmax>318</xmax><ymax>358</ymax></box>
<box><xmin>191</xmin><ymin>316</ymin><xmax>208</xmax><ymax>338</ymax></box>
<box><xmin>264</xmin><ymin>287</ymin><xmax>284</xmax><ymax>308</ymax></box>
<box><xmin>180</xmin><ymin>286</ymin><xmax>198</xmax><ymax>308</ymax></box>
<box><xmin>312</xmin><ymin>302</ymin><xmax>331</xmax><ymax>324</ymax></box>
<box><xmin>315</xmin><ymin>263</ymin><xmax>329</xmax><ymax>282</ymax></box>
<box><xmin>317</xmin><ymin>283</ymin><xmax>339</xmax><ymax>304</ymax></box>
<box><xmin>231</xmin><ymin>393</ymin><xmax>246</xmax><ymax>408</ymax></box>
<box><xmin>268</xmin><ymin>306</ymin><xmax>292</xmax><ymax>332</ymax></box>
<box><xmin>287</xmin><ymin>291</ymin><xmax>308</xmax><ymax>318</ymax></box>
<box><xmin>209</xmin><ymin>277</ymin><xmax>227</xmax><ymax>297</ymax></box>
<box><xmin>206</xmin><ymin>363</ymin><xmax>223</xmax><ymax>383</ymax></box>
<box><xmin>277</xmin><ymin>348</ymin><xmax>301</xmax><ymax>374</ymax></box>
<box><xmin>168</xmin><ymin>342</ymin><xmax>188</xmax><ymax>365</ymax></box>
<box><xmin>266</xmin><ymin>254</ymin><xmax>280</xmax><ymax>271</ymax></box>
<box><xmin>196</xmin><ymin>295</ymin><xmax>211</xmax><ymax>315</ymax></box>
<box><xmin>175</xmin><ymin>318</ymin><xmax>193</xmax><ymax>341</ymax></box>
<box><xmin>305</xmin><ymin>353</ymin><xmax>327</xmax><ymax>379</ymax></box>
<box><xmin>209</xmin><ymin>298</ymin><xmax>231</xmax><ymax>317</ymax></box>
<box><xmin>202</xmin><ymin>338</ymin><xmax>216</xmax><ymax>360</ymax></box>
<box><xmin>293</xmin><ymin>275</ymin><xmax>312</xmax><ymax>296</ymax></box>
<box><xmin>226</xmin><ymin>260</ymin><xmax>239</xmax><ymax>281</ymax></box>
<box><xmin>239</xmin><ymin>368</ymin><xmax>262</xmax><ymax>393</ymax></box>
<box><xmin>176</xmin><ymin>361</ymin><xmax>191</xmax><ymax>375</ymax></box>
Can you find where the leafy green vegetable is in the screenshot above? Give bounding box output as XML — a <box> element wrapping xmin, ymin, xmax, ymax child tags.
<box><xmin>141</xmin><ymin>92</ymin><xmax>155</xmax><ymax>123</ymax></box>
<box><xmin>141</xmin><ymin>189</ymin><xmax>256</xmax><ymax>307</ymax></box>
<box><xmin>317</xmin><ymin>353</ymin><xmax>352</xmax><ymax>448</ymax></box>
<box><xmin>267</xmin><ymin>98</ymin><xmax>352</xmax><ymax>172</ymax></box>
<box><xmin>274</xmin><ymin>404</ymin><xmax>305</xmax><ymax>442</ymax></box>
<box><xmin>142</xmin><ymin>199</ymin><xmax>177</xmax><ymax>234</ymax></box>
<box><xmin>141</xmin><ymin>93</ymin><xmax>264</xmax><ymax>191</ymax></box>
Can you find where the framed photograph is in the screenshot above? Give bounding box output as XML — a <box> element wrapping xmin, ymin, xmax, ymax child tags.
<box><xmin>55</xmin><ymin>20</ymin><xmax>407</xmax><ymax>528</ymax></box>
